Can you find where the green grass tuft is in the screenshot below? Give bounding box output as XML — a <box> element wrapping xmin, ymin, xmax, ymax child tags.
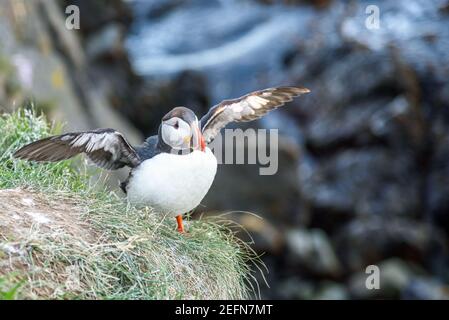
<box><xmin>0</xmin><ymin>108</ymin><xmax>260</xmax><ymax>299</ymax></box>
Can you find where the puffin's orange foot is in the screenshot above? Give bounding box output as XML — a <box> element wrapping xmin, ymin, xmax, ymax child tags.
<box><xmin>176</xmin><ymin>215</ymin><xmax>184</xmax><ymax>233</ymax></box>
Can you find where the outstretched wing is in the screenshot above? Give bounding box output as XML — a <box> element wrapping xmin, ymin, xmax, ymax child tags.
<box><xmin>200</xmin><ymin>86</ymin><xmax>310</xmax><ymax>143</ymax></box>
<box><xmin>14</xmin><ymin>128</ymin><xmax>141</xmax><ymax>170</ymax></box>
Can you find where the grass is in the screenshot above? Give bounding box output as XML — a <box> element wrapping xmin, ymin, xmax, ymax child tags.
<box><xmin>0</xmin><ymin>108</ymin><xmax>261</xmax><ymax>299</ymax></box>
<box><xmin>0</xmin><ymin>275</ymin><xmax>23</xmax><ymax>300</ymax></box>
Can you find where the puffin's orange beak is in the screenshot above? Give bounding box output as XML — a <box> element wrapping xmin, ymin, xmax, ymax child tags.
<box><xmin>197</xmin><ymin>126</ymin><xmax>206</xmax><ymax>152</ymax></box>
<box><xmin>193</xmin><ymin>122</ymin><xmax>206</xmax><ymax>152</ymax></box>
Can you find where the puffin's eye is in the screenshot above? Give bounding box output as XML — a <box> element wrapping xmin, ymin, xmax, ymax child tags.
<box><xmin>174</xmin><ymin>121</ymin><xmax>179</xmax><ymax>129</ymax></box>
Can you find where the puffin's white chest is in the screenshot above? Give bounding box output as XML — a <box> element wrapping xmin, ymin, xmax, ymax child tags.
<box><xmin>126</xmin><ymin>148</ymin><xmax>217</xmax><ymax>216</ymax></box>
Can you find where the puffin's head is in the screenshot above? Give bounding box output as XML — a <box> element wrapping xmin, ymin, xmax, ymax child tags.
<box><xmin>160</xmin><ymin>107</ymin><xmax>205</xmax><ymax>152</ymax></box>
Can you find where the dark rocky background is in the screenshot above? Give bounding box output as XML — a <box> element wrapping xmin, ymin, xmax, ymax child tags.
<box><xmin>1</xmin><ymin>0</ymin><xmax>449</xmax><ymax>299</ymax></box>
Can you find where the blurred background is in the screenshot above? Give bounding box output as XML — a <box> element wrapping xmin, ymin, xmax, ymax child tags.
<box><xmin>1</xmin><ymin>0</ymin><xmax>449</xmax><ymax>299</ymax></box>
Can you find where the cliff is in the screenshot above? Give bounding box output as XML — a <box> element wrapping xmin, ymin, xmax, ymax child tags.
<box><xmin>0</xmin><ymin>109</ymin><xmax>254</xmax><ymax>299</ymax></box>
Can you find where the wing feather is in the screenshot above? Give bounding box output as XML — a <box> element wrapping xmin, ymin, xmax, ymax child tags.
<box><xmin>200</xmin><ymin>86</ymin><xmax>310</xmax><ymax>143</ymax></box>
<box><xmin>14</xmin><ymin>128</ymin><xmax>141</xmax><ymax>170</ymax></box>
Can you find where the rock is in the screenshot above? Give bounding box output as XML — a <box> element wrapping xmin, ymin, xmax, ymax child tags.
<box><xmin>286</xmin><ymin>228</ymin><xmax>341</xmax><ymax>276</ymax></box>
<box><xmin>276</xmin><ymin>277</ymin><xmax>315</xmax><ymax>300</ymax></box>
<box><xmin>133</xmin><ymin>0</ymin><xmax>187</xmax><ymax>20</ymax></box>
<box><xmin>304</xmin><ymin>98</ymin><xmax>390</xmax><ymax>151</ymax></box>
<box><xmin>86</xmin><ymin>23</ymin><xmax>126</xmax><ymax>61</ymax></box>
<box><xmin>334</xmin><ymin>216</ymin><xmax>448</xmax><ymax>273</ymax></box>
<box><xmin>256</xmin><ymin>0</ymin><xmax>333</xmax><ymax>8</ymax></box>
<box><xmin>0</xmin><ymin>0</ymin><xmax>143</xmax><ymax>190</ymax></box>
<box><xmin>314</xmin><ymin>281</ymin><xmax>349</xmax><ymax>300</ymax></box>
<box><xmin>203</xmin><ymin>212</ymin><xmax>285</xmax><ymax>254</ymax></box>
<box><xmin>401</xmin><ymin>278</ymin><xmax>449</xmax><ymax>300</ymax></box>
<box><xmin>126</xmin><ymin>0</ymin><xmax>313</xmax><ymax>103</ymax></box>
<box><xmin>286</xmin><ymin>0</ymin><xmax>449</xmax><ymax>229</ymax></box>
<box><xmin>341</xmin><ymin>0</ymin><xmax>449</xmax><ymax>69</ymax></box>
<box><xmin>0</xmin><ymin>1</ymin><xmax>90</xmax><ymax>130</ymax></box>
<box><xmin>0</xmin><ymin>52</ymin><xmax>24</xmax><ymax>112</ymax></box>
<box><xmin>429</xmin><ymin>114</ymin><xmax>449</xmax><ymax>235</ymax></box>
<box><xmin>298</xmin><ymin>148</ymin><xmax>421</xmax><ymax>225</ymax></box>
<box><xmin>277</xmin><ymin>278</ymin><xmax>348</xmax><ymax>300</ymax></box>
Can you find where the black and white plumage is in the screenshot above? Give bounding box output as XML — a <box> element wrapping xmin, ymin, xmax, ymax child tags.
<box><xmin>200</xmin><ymin>86</ymin><xmax>310</xmax><ymax>143</ymax></box>
<box><xmin>13</xmin><ymin>86</ymin><xmax>310</xmax><ymax>231</ymax></box>
<box><xmin>14</xmin><ymin>128</ymin><xmax>141</xmax><ymax>170</ymax></box>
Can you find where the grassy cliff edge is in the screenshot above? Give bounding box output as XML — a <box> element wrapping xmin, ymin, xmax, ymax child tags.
<box><xmin>0</xmin><ymin>109</ymin><xmax>257</xmax><ymax>299</ymax></box>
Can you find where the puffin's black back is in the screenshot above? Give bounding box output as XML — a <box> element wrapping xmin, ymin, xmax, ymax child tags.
<box><xmin>135</xmin><ymin>135</ymin><xmax>162</xmax><ymax>161</ymax></box>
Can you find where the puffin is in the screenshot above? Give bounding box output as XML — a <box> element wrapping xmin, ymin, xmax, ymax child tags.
<box><xmin>14</xmin><ymin>86</ymin><xmax>310</xmax><ymax>232</ymax></box>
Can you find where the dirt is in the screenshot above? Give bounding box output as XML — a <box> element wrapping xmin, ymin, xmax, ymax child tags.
<box><xmin>0</xmin><ymin>188</ymin><xmax>95</xmax><ymax>242</ymax></box>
